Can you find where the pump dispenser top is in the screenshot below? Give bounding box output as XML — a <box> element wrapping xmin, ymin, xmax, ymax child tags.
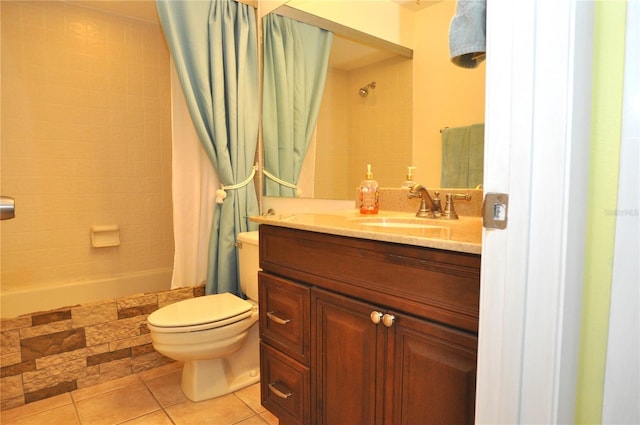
<box><xmin>402</xmin><ymin>166</ymin><xmax>417</xmax><ymax>189</ymax></box>
<box><xmin>359</xmin><ymin>164</ymin><xmax>379</xmax><ymax>214</ymax></box>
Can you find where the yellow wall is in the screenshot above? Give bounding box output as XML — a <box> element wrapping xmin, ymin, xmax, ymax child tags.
<box><xmin>576</xmin><ymin>1</ymin><xmax>627</xmax><ymax>422</ymax></box>
<box><xmin>412</xmin><ymin>1</ymin><xmax>486</xmax><ymax>186</ymax></box>
<box><xmin>0</xmin><ymin>1</ymin><xmax>173</xmax><ymax>292</ymax></box>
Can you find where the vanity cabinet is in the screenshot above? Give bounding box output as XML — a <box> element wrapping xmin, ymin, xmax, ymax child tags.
<box><xmin>258</xmin><ymin>225</ymin><xmax>480</xmax><ymax>425</ymax></box>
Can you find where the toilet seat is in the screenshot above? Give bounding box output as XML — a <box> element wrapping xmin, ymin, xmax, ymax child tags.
<box><xmin>147</xmin><ymin>293</ymin><xmax>254</xmax><ymax>333</ymax></box>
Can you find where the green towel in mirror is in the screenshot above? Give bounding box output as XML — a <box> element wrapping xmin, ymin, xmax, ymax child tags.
<box><xmin>441</xmin><ymin>123</ymin><xmax>484</xmax><ymax>188</ymax></box>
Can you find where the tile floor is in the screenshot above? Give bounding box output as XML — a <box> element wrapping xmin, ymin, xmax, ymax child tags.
<box><xmin>0</xmin><ymin>362</ymin><xmax>278</xmax><ymax>425</ymax></box>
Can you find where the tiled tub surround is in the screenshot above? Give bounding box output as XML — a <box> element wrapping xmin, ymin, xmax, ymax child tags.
<box><xmin>0</xmin><ymin>285</ymin><xmax>205</xmax><ymax>410</ymax></box>
<box><xmin>1</xmin><ymin>0</ymin><xmax>174</xmax><ymax>296</ymax></box>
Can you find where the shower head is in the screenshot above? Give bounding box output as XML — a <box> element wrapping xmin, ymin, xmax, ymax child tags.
<box><xmin>359</xmin><ymin>81</ymin><xmax>376</xmax><ymax>97</ymax></box>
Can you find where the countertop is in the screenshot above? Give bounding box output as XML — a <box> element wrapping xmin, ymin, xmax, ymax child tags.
<box><xmin>250</xmin><ymin>209</ymin><xmax>482</xmax><ymax>255</ymax></box>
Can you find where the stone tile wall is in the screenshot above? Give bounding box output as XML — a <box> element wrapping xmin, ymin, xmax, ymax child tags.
<box><xmin>0</xmin><ymin>285</ymin><xmax>205</xmax><ymax>410</ymax></box>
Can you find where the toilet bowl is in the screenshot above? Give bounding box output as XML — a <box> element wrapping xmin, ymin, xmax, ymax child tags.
<box><xmin>147</xmin><ymin>231</ymin><xmax>260</xmax><ymax>402</ymax></box>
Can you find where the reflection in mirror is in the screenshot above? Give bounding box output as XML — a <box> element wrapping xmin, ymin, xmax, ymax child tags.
<box><xmin>305</xmin><ymin>34</ymin><xmax>413</xmax><ymax>200</ymax></box>
<box><xmin>262</xmin><ymin>2</ymin><xmax>485</xmax><ymax>200</ymax></box>
<box><xmin>262</xmin><ymin>13</ymin><xmax>334</xmax><ymax>197</ymax></box>
<box><xmin>262</xmin><ymin>5</ymin><xmax>413</xmax><ymax>200</ymax></box>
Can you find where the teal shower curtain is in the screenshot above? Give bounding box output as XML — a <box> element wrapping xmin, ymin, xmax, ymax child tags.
<box><xmin>156</xmin><ymin>0</ymin><xmax>259</xmax><ymax>297</ymax></box>
<box><xmin>262</xmin><ymin>14</ymin><xmax>333</xmax><ymax>197</ymax></box>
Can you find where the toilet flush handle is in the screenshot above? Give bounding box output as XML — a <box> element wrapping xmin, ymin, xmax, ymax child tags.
<box><xmin>1</xmin><ymin>196</ymin><xmax>15</xmax><ymax>220</ymax></box>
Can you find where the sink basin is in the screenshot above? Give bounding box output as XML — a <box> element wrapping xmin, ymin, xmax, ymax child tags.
<box><xmin>354</xmin><ymin>217</ymin><xmax>439</xmax><ymax>228</ymax></box>
<box><xmin>350</xmin><ymin>217</ymin><xmax>451</xmax><ymax>238</ymax></box>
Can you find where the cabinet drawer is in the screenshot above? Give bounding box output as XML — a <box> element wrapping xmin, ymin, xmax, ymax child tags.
<box><xmin>259</xmin><ymin>272</ymin><xmax>311</xmax><ymax>365</ymax></box>
<box><xmin>260</xmin><ymin>342</ymin><xmax>310</xmax><ymax>425</ymax></box>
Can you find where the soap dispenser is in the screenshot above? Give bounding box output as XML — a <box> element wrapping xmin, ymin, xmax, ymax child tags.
<box><xmin>359</xmin><ymin>164</ymin><xmax>379</xmax><ymax>214</ymax></box>
<box><xmin>402</xmin><ymin>166</ymin><xmax>417</xmax><ymax>189</ymax></box>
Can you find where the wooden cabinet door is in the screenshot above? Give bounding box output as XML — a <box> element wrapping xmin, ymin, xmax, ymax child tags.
<box><xmin>384</xmin><ymin>313</ymin><xmax>477</xmax><ymax>425</ymax></box>
<box><xmin>312</xmin><ymin>288</ymin><xmax>385</xmax><ymax>425</ymax></box>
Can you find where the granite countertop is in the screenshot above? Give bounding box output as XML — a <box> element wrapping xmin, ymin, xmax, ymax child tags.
<box><xmin>250</xmin><ymin>209</ymin><xmax>482</xmax><ymax>255</ymax></box>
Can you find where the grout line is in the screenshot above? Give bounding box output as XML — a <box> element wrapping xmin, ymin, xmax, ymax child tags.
<box><xmin>72</xmin><ymin>399</ymin><xmax>83</xmax><ymax>425</ymax></box>
<box><xmin>3</xmin><ymin>368</ymin><xmax>268</xmax><ymax>425</ymax></box>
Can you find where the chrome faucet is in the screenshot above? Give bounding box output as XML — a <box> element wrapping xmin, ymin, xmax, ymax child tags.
<box><xmin>408</xmin><ymin>184</ymin><xmax>441</xmax><ymax>218</ymax></box>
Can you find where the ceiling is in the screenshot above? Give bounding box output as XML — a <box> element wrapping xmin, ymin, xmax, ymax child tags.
<box><xmin>68</xmin><ymin>0</ymin><xmax>443</xmax><ymax>24</ymax></box>
<box><xmin>66</xmin><ymin>1</ymin><xmax>433</xmax><ymax>71</ymax></box>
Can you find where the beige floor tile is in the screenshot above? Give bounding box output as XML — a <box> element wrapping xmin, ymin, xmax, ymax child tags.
<box><xmin>0</xmin><ymin>393</ymin><xmax>73</xmax><ymax>424</ymax></box>
<box><xmin>234</xmin><ymin>383</ymin><xmax>265</xmax><ymax>414</ymax></box>
<box><xmin>138</xmin><ymin>361</ymin><xmax>182</xmax><ymax>382</ymax></box>
<box><xmin>1</xmin><ymin>404</ymin><xmax>80</xmax><ymax>425</ymax></box>
<box><xmin>75</xmin><ymin>383</ymin><xmax>160</xmax><ymax>425</ymax></box>
<box><xmin>0</xmin><ymin>366</ymin><xmax>276</xmax><ymax>425</ymax></box>
<box><xmin>72</xmin><ymin>374</ymin><xmax>142</xmax><ymax>402</ymax></box>
<box><xmin>259</xmin><ymin>409</ymin><xmax>279</xmax><ymax>425</ymax></box>
<box><xmin>120</xmin><ymin>409</ymin><xmax>174</xmax><ymax>425</ymax></box>
<box><xmin>144</xmin><ymin>370</ymin><xmax>188</xmax><ymax>408</ymax></box>
<box><xmin>234</xmin><ymin>415</ymin><xmax>270</xmax><ymax>425</ymax></box>
<box><xmin>165</xmin><ymin>393</ymin><xmax>255</xmax><ymax>425</ymax></box>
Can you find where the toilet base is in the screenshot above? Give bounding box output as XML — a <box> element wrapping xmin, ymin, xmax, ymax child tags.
<box><xmin>182</xmin><ymin>361</ymin><xmax>260</xmax><ymax>402</ymax></box>
<box><xmin>180</xmin><ymin>323</ymin><xmax>260</xmax><ymax>402</ymax></box>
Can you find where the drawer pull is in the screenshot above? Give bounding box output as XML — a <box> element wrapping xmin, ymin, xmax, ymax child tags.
<box><xmin>268</xmin><ymin>382</ymin><xmax>293</xmax><ymax>399</ymax></box>
<box><xmin>267</xmin><ymin>311</ymin><xmax>291</xmax><ymax>325</ymax></box>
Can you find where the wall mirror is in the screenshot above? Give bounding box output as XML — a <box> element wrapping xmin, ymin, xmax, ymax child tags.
<box><xmin>262</xmin><ymin>4</ymin><xmax>414</xmax><ymax>200</ymax></box>
<box><xmin>261</xmin><ymin>1</ymin><xmax>486</xmax><ymax>200</ymax></box>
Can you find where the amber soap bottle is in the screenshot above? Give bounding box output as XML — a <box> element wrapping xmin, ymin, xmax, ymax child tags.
<box><xmin>359</xmin><ymin>164</ymin><xmax>379</xmax><ymax>214</ymax></box>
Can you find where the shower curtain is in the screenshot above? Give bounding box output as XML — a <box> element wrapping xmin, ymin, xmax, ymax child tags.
<box><xmin>169</xmin><ymin>64</ymin><xmax>218</xmax><ymax>290</ymax></box>
<box><xmin>156</xmin><ymin>0</ymin><xmax>259</xmax><ymax>297</ymax></box>
<box><xmin>262</xmin><ymin>14</ymin><xmax>333</xmax><ymax>196</ymax></box>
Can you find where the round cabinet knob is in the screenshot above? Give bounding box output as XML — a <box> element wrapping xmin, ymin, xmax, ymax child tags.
<box><xmin>382</xmin><ymin>314</ymin><xmax>395</xmax><ymax>327</ymax></box>
<box><xmin>370</xmin><ymin>311</ymin><xmax>383</xmax><ymax>324</ymax></box>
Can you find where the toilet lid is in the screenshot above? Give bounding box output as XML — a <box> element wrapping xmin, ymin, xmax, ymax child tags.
<box><xmin>147</xmin><ymin>293</ymin><xmax>253</xmax><ymax>329</ymax></box>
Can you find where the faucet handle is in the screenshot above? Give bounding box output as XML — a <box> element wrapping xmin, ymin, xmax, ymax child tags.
<box><xmin>442</xmin><ymin>192</ymin><xmax>471</xmax><ymax>220</ymax></box>
<box><xmin>451</xmin><ymin>193</ymin><xmax>471</xmax><ymax>201</ymax></box>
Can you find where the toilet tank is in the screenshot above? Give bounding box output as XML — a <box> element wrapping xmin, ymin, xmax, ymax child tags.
<box><xmin>237</xmin><ymin>231</ymin><xmax>260</xmax><ymax>301</ymax></box>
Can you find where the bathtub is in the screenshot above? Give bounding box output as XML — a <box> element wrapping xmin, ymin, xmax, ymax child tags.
<box><xmin>0</xmin><ymin>268</ymin><xmax>173</xmax><ymax>318</ymax></box>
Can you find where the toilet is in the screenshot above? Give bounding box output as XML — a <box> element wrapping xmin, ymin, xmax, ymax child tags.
<box><xmin>147</xmin><ymin>231</ymin><xmax>260</xmax><ymax>402</ymax></box>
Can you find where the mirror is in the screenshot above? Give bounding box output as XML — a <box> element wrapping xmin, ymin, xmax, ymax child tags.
<box><xmin>261</xmin><ymin>1</ymin><xmax>486</xmax><ymax>200</ymax></box>
<box><xmin>302</xmin><ymin>32</ymin><xmax>413</xmax><ymax>200</ymax></box>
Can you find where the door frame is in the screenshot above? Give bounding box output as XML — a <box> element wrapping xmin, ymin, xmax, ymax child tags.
<box><xmin>477</xmin><ymin>1</ymin><xmax>593</xmax><ymax>423</ymax></box>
